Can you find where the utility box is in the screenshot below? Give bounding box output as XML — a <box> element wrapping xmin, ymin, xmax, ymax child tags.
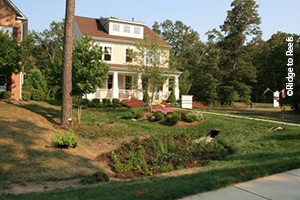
<box><xmin>181</xmin><ymin>95</ymin><xmax>193</xmax><ymax>109</ymax></box>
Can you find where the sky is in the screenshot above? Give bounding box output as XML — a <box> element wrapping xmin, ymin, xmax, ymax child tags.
<box><xmin>12</xmin><ymin>0</ymin><xmax>300</xmax><ymax>41</ymax></box>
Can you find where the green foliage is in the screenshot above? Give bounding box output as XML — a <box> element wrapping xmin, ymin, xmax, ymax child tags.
<box><xmin>186</xmin><ymin>113</ymin><xmax>198</xmax><ymax>123</ymax></box>
<box><xmin>52</xmin><ymin>129</ymin><xmax>77</xmax><ymax>149</ymax></box>
<box><xmin>0</xmin><ymin>91</ymin><xmax>11</xmax><ymax>99</ymax></box>
<box><xmin>166</xmin><ymin>112</ymin><xmax>181</xmax><ymax>124</ymax></box>
<box><xmin>160</xmin><ymin>163</ymin><xmax>174</xmax><ymax>173</ymax></box>
<box><xmin>22</xmin><ymin>90</ymin><xmax>31</xmax><ymax>101</ymax></box>
<box><xmin>154</xmin><ymin>112</ymin><xmax>164</xmax><ymax>121</ymax></box>
<box><xmin>143</xmin><ymin>90</ymin><xmax>150</xmax><ymax>103</ymax></box>
<box><xmin>112</xmin><ymin>98</ymin><xmax>121</xmax><ymax>107</ymax></box>
<box><xmin>146</xmin><ymin>114</ymin><xmax>153</xmax><ymax>120</ymax></box>
<box><xmin>90</xmin><ymin>99</ymin><xmax>101</xmax><ymax>108</ymax></box>
<box><xmin>122</xmin><ymin>108</ymin><xmax>144</xmax><ymax>119</ymax></box>
<box><xmin>24</xmin><ymin>69</ymin><xmax>48</xmax><ymax>93</ymax></box>
<box><xmin>81</xmin><ymin>99</ymin><xmax>90</xmax><ymax>109</ymax></box>
<box><xmin>167</xmin><ymin>90</ymin><xmax>176</xmax><ymax>103</ymax></box>
<box><xmin>0</xmin><ymin>31</ymin><xmax>21</xmax><ymax>74</ymax></box>
<box><xmin>31</xmin><ymin>89</ymin><xmax>46</xmax><ymax>101</ymax></box>
<box><xmin>80</xmin><ymin>172</ymin><xmax>109</xmax><ymax>185</ymax></box>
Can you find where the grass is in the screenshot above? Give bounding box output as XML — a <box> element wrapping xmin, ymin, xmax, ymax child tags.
<box><xmin>0</xmin><ymin>101</ymin><xmax>300</xmax><ymax>199</ymax></box>
<box><xmin>208</xmin><ymin>107</ymin><xmax>300</xmax><ymax>124</ymax></box>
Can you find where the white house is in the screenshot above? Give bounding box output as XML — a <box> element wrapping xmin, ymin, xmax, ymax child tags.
<box><xmin>74</xmin><ymin>16</ymin><xmax>181</xmax><ymax>102</ymax></box>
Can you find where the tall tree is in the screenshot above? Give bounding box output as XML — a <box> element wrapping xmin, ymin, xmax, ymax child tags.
<box><xmin>61</xmin><ymin>0</ymin><xmax>75</xmax><ymax>126</ymax></box>
<box><xmin>218</xmin><ymin>0</ymin><xmax>261</xmax><ymax>104</ymax></box>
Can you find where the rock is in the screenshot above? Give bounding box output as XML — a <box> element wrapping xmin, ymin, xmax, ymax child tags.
<box><xmin>193</xmin><ymin>129</ymin><xmax>221</xmax><ymax>144</ymax></box>
<box><xmin>275</xmin><ymin>127</ymin><xmax>283</xmax><ymax>131</ymax></box>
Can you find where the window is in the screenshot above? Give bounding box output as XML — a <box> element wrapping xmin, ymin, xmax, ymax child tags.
<box><xmin>125</xmin><ymin>48</ymin><xmax>133</xmax><ymax>63</ymax></box>
<box><xmin>113</xmin><ymin>24</ymin><xmax>120</xmax><ymax>32</ymax></box>
<box><xmin>123</xmin><ymin>25</ymin><xmax>130</xmax><ymax>33</ymax></box>
<box><xmin>104</xmin><ymin>47</ymin><xmax>112</xmax><ymax>61</ymax></box>
<box><xmin>134</xmin><ymin>27</ymin><xmax>140</xmax><ymax>34</ymax></box>
<box><xmin>155</xmin><ymin>53</ymin><xmax>160</xmax><ymax>64</ymax></box>
<box><xmin>107</xmin><ymin>75</ymin><xmax>113</xmax><ymax>89</ymax></box>
<box><xmin>125</xmin><ymin>75</ymin><xmax>132</xmax><ymax>89</ymax></box>
<box><xmin>146</xmin><ymin>53</ymin><xmax>152</xmax><ymax>65</ymax></box>
<box><xmin>0</xmin><ymin>26</ymin><xmax>13</xmax><ymax>37</ymax></box>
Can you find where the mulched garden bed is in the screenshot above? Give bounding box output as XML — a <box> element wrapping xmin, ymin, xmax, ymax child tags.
<box><xmin>99</xmin><ymin>135</ymin><xmax>233</xmax><ymax>179</ymax></box>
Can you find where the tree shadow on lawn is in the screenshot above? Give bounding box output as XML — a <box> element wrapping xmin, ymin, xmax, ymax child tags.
<box><xmin>0</xmin><ymin>117</ymin><xmax>102</xmax><ymax>185</ymax></box>
<box><xmin>13</xmin><ymin>102</ymin><xmax>61</xmax><ymax>126</ymax></box>
<box><xmin>5</xmin><ymin>153</ymin><xmax>300</xmax><ymax>200</ymax></box>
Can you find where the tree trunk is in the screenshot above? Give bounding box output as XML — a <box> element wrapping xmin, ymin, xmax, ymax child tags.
<box><xmin>77</xmin><ymin>97</ymin><xmax>82</xmax><ymax>124</ymax></box>
<box><xmin>61</xmin><ymin>0</ymin><xmax>75</xmax><ymax>126</ymax></box>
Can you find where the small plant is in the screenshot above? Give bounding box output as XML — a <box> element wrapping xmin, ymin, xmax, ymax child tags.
<box><xmin>167</xmin><ymin>91</ymin><xmax>176</xmax><ymax>103</ymax></box>
<box><xmin>154</xmin><ymin>112</ymin><xmax>164</xmax><ymax>121</ymax></box>
<box><xmin>186</xmin><ymin>113</ymin><xmax>198</xmax><ymax>123</ymax></box>
<box><xmin>122</xmin><ymin>112</ymin><xmax>134</xmax><ymax>119</ymax></box>
<box><xmin>166</xmin><ymin>112</ymin><xmax>181</xmax><ymax>124</ymax></box>
<box><xmin>52</xmin><ymin>129</ymin><xmax>78</xmax><ymax>149</ymax></box>
<box><xmin>112</xmin><ymin>98</ymin><xmax>121</xmax><ymax>107</ymax></box>
<box><xmin>131</xmin><ymin>108</ymin><xmax>143</xmax><ymax>119</ymax></box>
<box><xmin>160</xmin><ymin>163</ymin><xmax>174</xmax><ymax>173</ymax></box>
<box><xmin>90</xmin><ymin>99</ymin><xmax>101</xmax><ymax>108</ymax></box>
<box><xmin>80</xmin><ymin>171</ymin><xmax>109</xmax><ymax>185</ymax></box>
<box><xmin>0</xmin><ymin>91</ymin><xmax>11</xmax><ymax>99</ymax></box>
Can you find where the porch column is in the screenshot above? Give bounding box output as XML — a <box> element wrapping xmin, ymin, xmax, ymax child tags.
<box><xmin>113</xmin><ymin>71</ymin><xmax>119</xmax><ymax>98</ymax></box>
<box><xmin>174</xmin><ymin>75</ymin><xmax>180</xmax><ymax>100</ymax></box>
<box><xmin>137</xmin><ymin>73</ymin><xmax>143</xmax><ymax>100</ymax></box>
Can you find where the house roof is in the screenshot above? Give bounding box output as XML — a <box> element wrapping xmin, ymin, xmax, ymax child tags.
<box><xmin>4</xmin><ymin>0</ymin><xmax>27</xmax><ymax>20</ymax></box>
<box><xmin>74</xmin><ymin>16</ymin><xmax>170</xmax><ymax>46</ymax></box>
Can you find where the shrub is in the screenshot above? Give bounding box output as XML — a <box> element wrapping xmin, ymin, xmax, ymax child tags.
<box><xmin>121</xmin><ymin>99</ymin><xmax>147</xmax><ymax>107</ymax></box>
<box><xmin>186</xmin><ymin>113</ymin><xmax>198</xmax><ymax>123</ymax></box>
<box><xmin>0</xmin><ymin>91</ymin><xmax>11</xmax><ymax>99</ymax></box>
<box><xmin>122</xmin><ymin>112</ymin><xmax>134</xmax><ymax>119</ymax></box>
<box><xmin>131</xmin><ymin>108</ymin><xmax>143</xmax><ymax>119</ymax></box>
<box><xmin>31</xmin><ymin>89</ymin><xmax>46</xmax><ymax>101</ymax></box>
<box><xmin>152</xmin><ymin>108</ymin><xmax>172</xmax><ymax>115</ymax></box>
<box><xmin>154</xmin><ymin>112</ymin><xmax>164</xmax><ymax>121</ymax></box>
<box><xmin>166</xmin><ymin>112</ymin><xmax>181</xmax><ymax>124</ymax></box>
<box><xmin>81</xmin><ymin>99</ymin><xmax>90</xmax><ymax>109</ymax></box>
<box><xmin>112</xmin><ymin>98</ymin><xmax>121</xmax><ymax>107</ymax></box>
<box><xmin>52</xmin><ymin>129</ymin><xmax>77</xmax><ymax>149</ymax></box>
<box><xmin>90</xmin><ymin>99</ymin><xmax>101</xmax><ymax>108</ymax></box>
<box><xmin>80</xmin><ymin>171</ymin><xmax>109</xmax><ymax>185</ymax></box>
<box><xmin>102</xmin><ymin>98</ymin><xmax>111</xmax><ymax>107</ymax></box>
<box><xmin>160</xmin><ymin>163</ymin><xmax>174</xmax><ymax>173</ymax></box>
<box><xmin>167</xmin><ymin>91</ymin><xmax>176</xmax><ymax>103</ymax></box>
<box><xmin>143</xmin><ymin>90</ymin><xmax>150</xmax><ymax>103</ymax></box>
<box><xmin>22</xmin><ymin>90</ymin><xmax>31</xmax><ymax>101</ymax></box>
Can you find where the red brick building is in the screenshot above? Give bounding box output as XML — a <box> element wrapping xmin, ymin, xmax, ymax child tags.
<box><xmin>0</xmin><ymin>0</ymin><xmax>28</xmax><ymax>100</ymax></box>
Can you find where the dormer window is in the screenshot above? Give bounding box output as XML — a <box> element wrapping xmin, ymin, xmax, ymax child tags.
<box><xmin>134</xmin><ymin>27</ymin><xmax>140</xmax><ymax>34</ymax></box>
<box><xmin>123</xmin><ymin>25</ymin><xmax>130</xmax><ymax>33</ymax></box>
<box><xmin>113</xmin><ymin>24</ymin><xmax>120</xmax><ymax>32</ymax></box>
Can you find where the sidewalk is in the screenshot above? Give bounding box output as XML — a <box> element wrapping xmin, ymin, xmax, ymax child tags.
<box><xmin>181</xmin><ymin>169</ymin><xmax>300</xmax><ymax>200</ymax></box>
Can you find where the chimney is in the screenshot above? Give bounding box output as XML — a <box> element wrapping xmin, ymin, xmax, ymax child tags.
<box><xmin>132</xmin><ymin>18</ymin><xmax>134</xmax><ymax>22</ymax></box>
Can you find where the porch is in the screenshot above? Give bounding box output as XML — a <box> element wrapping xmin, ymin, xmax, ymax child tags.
<box><xmin>85</xmin><ymin>71</ymin><xmax>180</xmax><ymax>101</ymax></box>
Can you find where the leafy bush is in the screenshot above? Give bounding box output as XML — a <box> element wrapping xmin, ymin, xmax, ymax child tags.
<box><xmin>186</xmin><ymin>113</ymin><xmax>198</xmax><ymax>123</ymax></box>
<box><xmin>25</xmin><ymin>69</ymin><xmax>48</xmax><ymax>93</ymax></box>
<box><xmin>81</xmin><ymin>99</ymin><xmax>90</xmax><ymax>109</ymax></box>
<box><xmin>31</xmin><ymin>89</ymin><xmax>46</xmax><ymax>101</ymax></box>
<box><xmin>0</xmin><ymin>91</ymin><xmax>11</xmax><ymax>99</ymax></box>
<box><xmin>160</xmin><ymin>163</ymin><xmax>174</xmax><ymax>173</ymax></box>
<box><xmin>122</xmin><ymin>112</ymin><xmax>135</xmax><ymax>119</ymax></box>
<box><xmin>52</xmin><ymin>130</ymin><xmax>78</xmax><ymax>149</ymax></box>
<box><xmin>112</xmin><ymin>98</ymin><xmax>121</xmax><ymax>107</ymax></box>
<box><xmin>154</xmin><ymin>112</ymin><xmax>164</xmax><ymax>121</ymax></box>
<box><xmin>122</xmin><ymin>108</ymin><xmax>143</xmax><ymax>119</ymax></box>
<box><xmin>102</xmin><ymin>98</ymin><xmax>111</xmax><ymax>107</ymax></box>
<box><xmin>22</xmin><ymin>90</ymin><xmax>31</xmax><ymax>101</ymax></box>
<box><xmin>90</xmin><ymin>99</ymin><xmax>101</xmax><ymax>108</ymax></box>
<box><xmin>166</xmin><ymin>112</ymin><xmax>181</xmax><ymax>124</ymax></box>
<box><xmin>167</xmin><ymin>91</ymin><xmax>176</xmax><ymax>103</ymax></box>
<box><xmin>143</xmin><ymin>90</ymin><xmax>150</xmax><ymax>103</ymax></box>
<box><xmin>80</xmin><ymin>171</ymin><xmax>109</xmax><ymax>185</ymax></box>
<box><xmin>146</xmin><ymin>114</ymin><xmax>153</xmax><ymax>120</ymax></box>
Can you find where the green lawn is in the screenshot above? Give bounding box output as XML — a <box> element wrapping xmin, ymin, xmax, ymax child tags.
<box><xmin>1</xmin><ymin>101</ymin><xmax>300</xmax><ymax>199</ymax></box>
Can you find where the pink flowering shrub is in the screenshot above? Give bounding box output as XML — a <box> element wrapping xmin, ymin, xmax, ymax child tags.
<box><xmin>151</xmin><ymin>108</ymin><xmax>173</xmax><ymax>115</ymax></box>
